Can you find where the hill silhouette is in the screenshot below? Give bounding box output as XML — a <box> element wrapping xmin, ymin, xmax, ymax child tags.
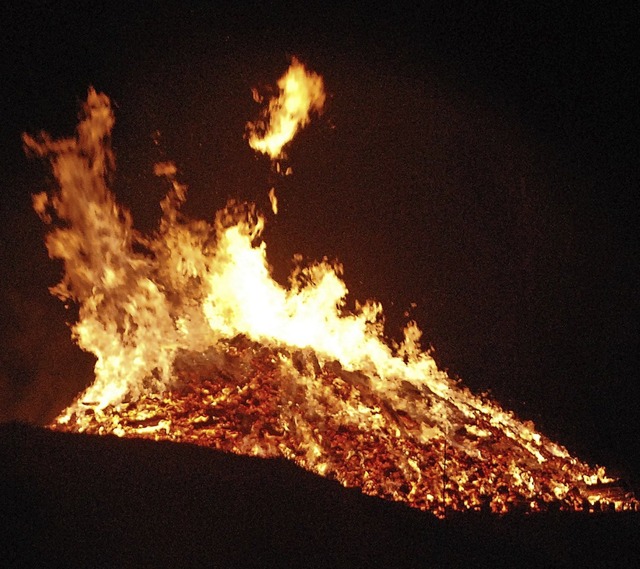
<box><xmin>2</xmin><ymin>422</ymin><xmax>638</xmax><ymax>568</ymax></box>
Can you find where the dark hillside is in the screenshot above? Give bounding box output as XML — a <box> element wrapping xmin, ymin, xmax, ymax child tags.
<box><xmin>1</xmin><ymin>423</ymin><xmax>638</xmax><ymax>568</ymax></box>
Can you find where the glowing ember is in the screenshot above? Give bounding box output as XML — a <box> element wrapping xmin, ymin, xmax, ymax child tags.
<box><xmin>25</xmin><ymin>74</ymin><xmax>636</xmax><ymax>518</ymax></box>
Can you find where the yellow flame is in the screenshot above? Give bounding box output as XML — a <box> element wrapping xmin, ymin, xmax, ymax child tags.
<box><xmin>247</xmin><ymin>57</ymin><xmax>325</xmax><ymax>159</ymax></box>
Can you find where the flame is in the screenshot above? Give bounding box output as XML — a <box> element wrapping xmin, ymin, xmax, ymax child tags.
<box><xmin>268</xmin><ymin>187</ymin><xmax>278</xmax><ymax>214</ymax></box>
<box><xmin>26</xmin><ymin>83</ymin><xmax>637</xmax><ymax>518</ymax></box>
<box><xmin>247</xmin><ymin>57</ymin><xmax>325</xmax><ymax>159</ymax></box>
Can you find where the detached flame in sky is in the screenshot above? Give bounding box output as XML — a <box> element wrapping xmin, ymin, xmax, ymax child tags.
<box><xmin>247</xmin><ymin>57</ymin><xmax>326</xmax><ymax>159</ymax></box>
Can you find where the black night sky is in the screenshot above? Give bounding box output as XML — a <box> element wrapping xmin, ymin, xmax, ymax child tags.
<box><xmin>0</xmin><ymin>0</ymin><xmax>637</xmax><ymax>486</ymax></box>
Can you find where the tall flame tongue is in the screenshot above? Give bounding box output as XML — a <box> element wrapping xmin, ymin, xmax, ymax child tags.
<box><xmin>26</xmin><ymin>78</ymin><xmax>636</xmax><ymax>518</ymax></box>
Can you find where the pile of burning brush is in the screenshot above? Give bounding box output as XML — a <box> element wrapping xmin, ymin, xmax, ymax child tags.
<box><xmin>52</xmin><ymin>336</ymin><xmax>638</xmax><ymax>518</ymax></box>
<box><xmin>27</xmin><ymin>59</ymin><xmax>636</xmax><ymax>519</ymax></box>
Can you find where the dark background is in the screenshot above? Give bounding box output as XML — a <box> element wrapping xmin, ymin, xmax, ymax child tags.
<box><xmin>0</xmin><ymin>1</ymin><xmax>637</xmax><ymax>484</ymax></box>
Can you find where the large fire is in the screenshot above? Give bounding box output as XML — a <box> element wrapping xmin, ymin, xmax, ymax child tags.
<box><xmin>25</xmin><ymin>60</ymin><xmax>636</xmax><ymax>518</ymax></box>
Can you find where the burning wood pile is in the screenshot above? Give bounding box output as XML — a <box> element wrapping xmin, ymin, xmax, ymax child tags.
<box><xmin>28</xmin><ymin>60</ymin><xmax>636</xmax><ymax>519</ymax></box>
<box><xmin>52</xmin><ymin>335</ymin><xmax>637</xmax><ymax>518</ymax></box>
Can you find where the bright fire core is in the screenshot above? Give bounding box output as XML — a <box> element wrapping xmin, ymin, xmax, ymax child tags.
<box><xmin>26</xmin><ymin>61</ymin><xmax>636</xmax><ymax>518</ymax></box>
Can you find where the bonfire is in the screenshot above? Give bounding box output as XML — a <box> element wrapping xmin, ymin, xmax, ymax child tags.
<box><xmin>24</xmin><ymin>59</ymin><xmax>637</xmax><ymax>518</ymax></box>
